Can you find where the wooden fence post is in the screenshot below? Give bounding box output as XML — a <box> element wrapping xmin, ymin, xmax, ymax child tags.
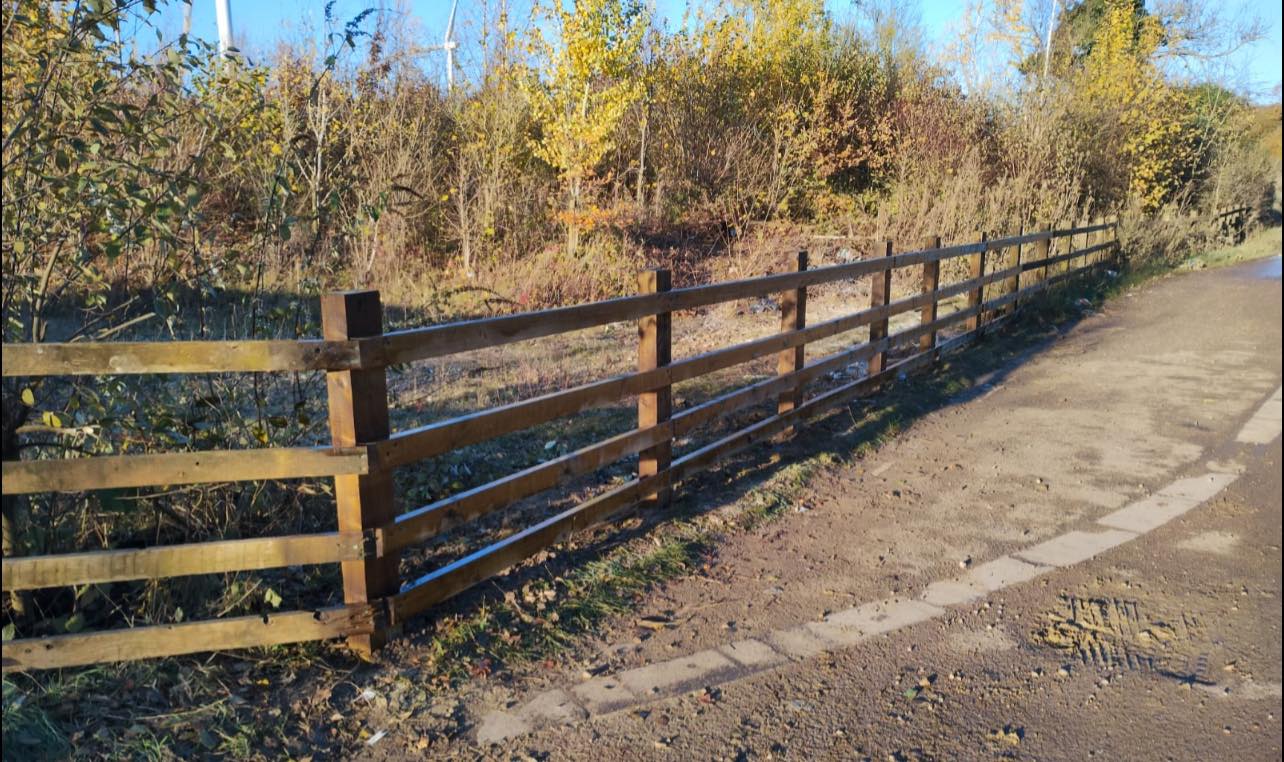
<box><xmin>1077</xmin><ymin>218</ymin><xmax>1089</xmax><ymax>275</ymax></box>
<box><xmin>1033</xmin><ymin>223</ymin><xmax>1050</xmax><ymax>293</ymax></box>
<box><xmin>1090</xmin><ymin>218</ymin><xmax>1102</xmax><ymax>272</ymax></box>
<box><xmin>1089</xmin><ymin>218</ymin><xmax>1099</xmax><ymax>273</ymax></box>
<box><xmin>1113</xmin><ymin>217</ymin><xmax>1123</xmax><ymax>270</ymax></box>
<box><xmin>868</xmin><ymin>240</ymin><xmax>893</xmax><ymax>374</ymax></box>
<box><xmin>919</xmin><ymin>236</ymin><xmax>941</xmax><ymax>359</ymax></box>
<box><xmin>638</xmin><ymin>268</ymin><xmax>672</xmax><ymax>509</ymax></box>
<box><xmin>1086</xmin><ymin>219</ymin><xmax>1096</xmax><ymax>271</ymax></box>
<box><xmin>1066</xmin><ymin>222</ymin><xmax>1077</xmax><ymax>280</ymax></box>
<box><xmin>1007</xmin><ymin>224</ymin><xmax>1023</xmax><ymax>314</ymax></box>
<box><xmin>322</xmin><ymin>290</ymin><xmax>398</xmax><ymax>657</ymax></box>
<box><xmin>1042</xmin><ymin>226</ymin><xmax>1052</xmax><ymax>287</ymax></box>
<box><xmin>1095</xmin><ymin>217</ymin><xmax>1107</xmax><ymax>269</ymax></box>
<box><xmin>966</xmin><ymin>233</ymin><xmax>987</xmax><ymax>333</ymax></box>
<box><xmin>778</xmin><ymin>251</ymin><xmax>808</xmax><ymax>422</ymax></box>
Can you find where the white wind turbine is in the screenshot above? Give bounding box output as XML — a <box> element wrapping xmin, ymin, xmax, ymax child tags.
<box><xmin>425</xmin><ymin>0</ymin><xmax>460</xmax><ymax>93</ymax></box>
<box><xmin>213</xmin><ymin>0</ymin><xmax>235</xmax><ymax>57</ymax></box>
<box><xmin>177</xmin><ymin>0</ymin><xmax>233</xmax><ymax>56</ymax></box>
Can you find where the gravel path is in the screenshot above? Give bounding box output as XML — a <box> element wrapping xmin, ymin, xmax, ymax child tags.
<box><xmin>368</xmin><ymin>254</ymin><xmax>1283</xmax><ymax>760</ymax></box>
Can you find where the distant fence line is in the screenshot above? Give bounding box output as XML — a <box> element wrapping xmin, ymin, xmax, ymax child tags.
<box><xmin>1</xmin><ymin>219</ymin><xmax>1125</xmax><ymax>672</ymax></box>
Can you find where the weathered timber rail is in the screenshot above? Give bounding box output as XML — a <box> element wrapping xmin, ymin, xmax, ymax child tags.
<box><xmin>0</xmin><ymin>220</ymin><xmax>1120</xmax><ymax>671</ymax></box>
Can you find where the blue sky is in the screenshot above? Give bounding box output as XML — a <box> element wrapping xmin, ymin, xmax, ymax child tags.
<box><xmin>159</xmin><ymin>0</ymin><xmax>1282</xmax><ymax>102</ymax></box>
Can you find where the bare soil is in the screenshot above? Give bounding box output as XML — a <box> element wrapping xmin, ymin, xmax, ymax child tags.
<box><xmin>9</xmin><ymin>249</ymin><xmax>1278</xmax><ymax>762</ymax></box>
<box><xmin>383</xmin><ymin>252</ymin><xmax>1284</xmax><ymax>759</ymax></box>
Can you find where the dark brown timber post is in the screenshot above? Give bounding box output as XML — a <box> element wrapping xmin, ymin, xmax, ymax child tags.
<box><xmin>1085</xmin><ymin>218</ymin><xmax>1098</xmax><ymax>273</ymax></box>
<box><xmin>1042</xmin><ymin>225</ymin><xmax>1055</xmax><ymax>287</ymax></box>
<box><xmin>638</xmin><ymin>268</ymin><xmax>673</xmax><ymax>509</ymax></box>
<box><xmin>1056</xmin><ymin>223</ymin><xmax>1069</xmax><ymax>285</ymax></box>
<box><xmin>1074</xmin><ymin>219</ymin><xmax>1086</xmax><ymax>276</ymax></box>
<box><xmin>1033</xmin><ymin>223</ymin><xmax>1050</xmax><ymax>295</ymax></box>
<box><xmin>919</xmin><ymin>236</ymin><xmax>941</xmax><ymax>359</ymax></box>
<box><xmin>1067</xmin><ymin>222</ymin><xmax>1078</xmax><ymax>281</ymax></box>
<box><xmin>778</xmin><ymin>251</ymin><xmax>808</xmax><ymax>422</ymax></box>
<box><xmin>1095</xmin><ymin>217</ymin><xmax>1107</xmax><ymax>269</ymax></box>
<box><xmin>1091</xmin><ymin>218</ymin><xmax>1100</xmax><ymax>270</ymax></box>
<box><xmin>1007</xmin><ymin>224</ymin><xmax>1023</xmax><ymax>314</ymax></box>
<box><xmin>1078</xmin><ymin>220</ymin><xmax>1088</xmax><ymax>267</ymax></box>
<box><xmin>1113</xmin><ymin>217</ymin><xmax>1123</xmax><ymax>270</ymax></box>
<box><xmin>1088</xmin><ymin>217</ymin><xmax>1099</xmax><ymax>269</ymax></box>
<box><xmin>322</xmin><ymin>290</ymin><xmax>398</xmax><ymax>657</ymax></box>
<box><xmin>869</xmin><ymin>240</ymin><xmax>893</xmax><ymax>375</ymax></box>
<box><xmin>966</xmin><ymin>233</ymin><xmax>987</xmax><ymax>333</ymax></box>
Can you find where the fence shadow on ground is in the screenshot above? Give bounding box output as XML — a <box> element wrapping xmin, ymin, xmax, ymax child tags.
<box><xmin>385</xmin><ymin>275</ymin><xmax>1112</xmax><ymax>677</ymax></box>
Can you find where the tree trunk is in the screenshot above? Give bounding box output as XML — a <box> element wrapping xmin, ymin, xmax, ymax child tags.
<box><xmin>637</xmin><ymin>106</ymin><xmax>648</xmax><ymax>207</ymax></box>
<box><xmin>458</xmin><ymin>157</ymin><xmax>473</xmax><ymax>276</ymax></box>
<box><xmin>567</xmin><ymin>175</ymin><xmax>582</xmax><ymax>257</ymax></box>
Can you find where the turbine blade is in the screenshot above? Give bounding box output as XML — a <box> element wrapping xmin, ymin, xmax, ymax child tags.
<box><xmin>444</xmin><ymin>0</ymin><xmax>458</xmax><ymax>42</ymax></box>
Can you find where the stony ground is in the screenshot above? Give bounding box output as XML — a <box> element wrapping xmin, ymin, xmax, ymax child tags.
<box><xmin>370</xmin><ymin>252</ymin><xmax>1283</xmax><ymax>760</ymax></box>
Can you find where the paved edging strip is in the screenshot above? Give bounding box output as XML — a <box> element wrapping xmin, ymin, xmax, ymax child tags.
<box><xmin>474</xmin><ymin>461</ymin><xmax>1250</xmax><ymax>744</ymax></box>
<box><xmin>1236</xmin><ymin>386</ymin><xmax>1283</xmax><ymax>445</ymax></box>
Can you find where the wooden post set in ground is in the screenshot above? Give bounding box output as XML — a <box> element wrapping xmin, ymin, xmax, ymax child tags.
<box><xmin>869</xmin><ymin>240</ymin><xmax>893</xmax><ymax>374</ymax></box>
<box><xmin>1006</xmin><ymin>226</ymin><xmax>1023</xmax><ymax>315</ymax></box>
<box><xmin>1039</xmin><ymin>225</ymin><xmax>1053</xmax><ymax>286</ymax></box>
<box><xmin>778</xmin><ymin>252</ymin><xmax>809</xmax><ymax>424</ymax></box>
<box><xmin>919</xmin><ymin>236</ymin><xmax>942</xmax><ymax>359</ymax></box>
<box><xmin>967</xmin><ymin>233</ymin><xmax>988</xmax><ymax>333</ymax></box>
<box><xmin>321</xmin><ymin>290</ymin><xmax>399</xmax><ymax>655</ymax></box>
<box><xmin>638</xmin><ymin>269</ymin><xmax>673</xmax><ymax>509</ymax></box>
<box><xmin>1109</xmin><ymin>217</ymin><xmax>1119</xmax><ymax>269</ymax></box>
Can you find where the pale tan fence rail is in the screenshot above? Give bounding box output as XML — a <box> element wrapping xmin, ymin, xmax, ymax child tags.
<box><xmin>1</xmin><ymin>220</ymin><xmax>1120</xmax><ymax>671</ymax></box>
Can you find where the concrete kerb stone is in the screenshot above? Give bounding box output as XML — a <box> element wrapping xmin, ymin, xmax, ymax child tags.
<box><xmin>968</xmin><ymin>555</ymin><xmax>1052</xmax><ymax>590</ymax></box>
<box><xmin>570</xmin><ymin>675</ymin><xmax>639</xmax><ymax>716</ymax></box>
<box><xmin>1014</xmin><ymin>528</ymin><xmax>1137</xmax><ymax>567</ymax></box>
<box><xmin>718</xmin><ymin>638</ymin><xmax>788</xmax><ymax>671</ymax></box>
<box><xmin>617</xmin><ymin>648</ymin><xmax>741</xmax><ymax>700</ymax></box>
<box><xmin>1159</xmin><ymin>473</ymin><xmax>1239</xmax><ymax>502</ymax></box>
<box><xmin>804</xmin><ymin>619</ymin><xmax>871</xmax><ymax>647</ymax></box>
<box><xmin>823</xmin><ymin>599</ymin><xmax>943</xmax><ymax>635</ymax></box>
<box><xmin>1097</xmin><ymin>493</ymin><xmax>1198</xmax><ymax>533</ymax></box>
<box><xmin>1098</xmin><ymin>472</ymin><xmax>1237</xmax><ymax>533</ymax></box>
<box><xmin>764</xmin><ymin>625</ymin><xmax>832</xmax><ymax>659</ymax></box>
<box><xmin>475</xmin><ymin>710</ymin><xmax>532</xmax><ymax>746</ymax></box>
<box><xmin>1238</xmin><ymin>417</ymin><xmax>1281</xmax><ymax>444</ymax></box>
<box><xmin>518</xmin><ymin>688</ymin><xmax>589</xmax><ymax>726</ymax></box>
<box><xmin>1206</xmin><ymin>459</ymin><xmax>1246</xmax><ymax>474</ymax></box>
<box><xmin>1237</xmin><ymin>386</ymin><xmax>1283</xmax><ymax>444</ymax></box>
<box><xmin>924</xmin><ymin>555</ymin><xmax>1052</xmax><ymax>606</ymax></box>
<box><xmin>922</xmin><ymin>579</ymin><xmax>986</xmax><ymax>607</ymax></box>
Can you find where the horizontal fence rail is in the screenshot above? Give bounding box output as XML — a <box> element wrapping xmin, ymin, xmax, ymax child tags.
<box><xmin>1</xmin><ymin>339</ymin><xmax>368</xmax><ymax>378</ymax></box>
<box><xmin>1</xmin><ymin>605</ymin><xmax>376</xmax><ymax>672</ymax></box>
<box><xmin>1</xmin><ymin>532</ymin><xmax>373</xmax><ymax>591</ymax></box>
<box><xmin>0</xmin><ymin>220</ymin><xmax>1121</xmax><ymax>671</ymax></box>
<box><xmin>1</xmin><ymin>446</ymin><xmax>369</xmax><ymax>495</ymax></box>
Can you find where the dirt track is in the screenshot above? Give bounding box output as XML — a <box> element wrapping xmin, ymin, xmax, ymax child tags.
<box><xmin>392</xmin><ymin>253</ymin><xmax>1284</xmax><ymax>761</ymax></box>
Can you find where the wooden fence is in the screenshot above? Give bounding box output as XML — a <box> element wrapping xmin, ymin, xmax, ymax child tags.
<box><xmin>1</xmin><ymin>221</ymin><xmax>1120</xmax><ymax>672</ymax></box>
<box><xmin>1214</xmin><ymin>206</ymin><xmax>1252</xmax><ymax>244</ymax></box>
